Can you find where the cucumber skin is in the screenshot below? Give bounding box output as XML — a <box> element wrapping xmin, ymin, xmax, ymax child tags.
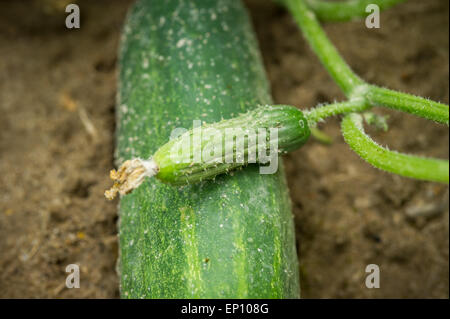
<box><xmin>117</xmin><ymin>0</ymin><xmax>300</xmax><ymax>298</ymax></box>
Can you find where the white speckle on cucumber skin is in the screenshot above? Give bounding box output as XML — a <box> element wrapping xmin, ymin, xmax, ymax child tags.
<box><xmin>142</xmin><ymin>57</ymin><xmax>149</xmax><ymax>69</ymax></box>
<box><xmin>120</xmin><ymin>104</ymin><xmax>128</xmax><ymax>114</ymax></box>
<box><xmin>176</xmin><ymin>38</ymin><xmax>190</xmax><ymax>48</ymax></box>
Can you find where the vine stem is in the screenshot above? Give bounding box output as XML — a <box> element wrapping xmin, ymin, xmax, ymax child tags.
<box><xmin>281</xmin><ymin>0</ymin><xmax>449</xmax><ymax>183</ymax></box>
<box><xmin>306</xmin><ymin>86</ymin><xmax>450</xmax><ymax>125</ymax></box>
<box><xmin>305</xmin><ymin>99</ymin><xmax>369</xmax><ymax>125</ymax></box>
<box><xmin>282</xmin><ymin>0</ymin><xmax>364</xmax><ymax>96</ymax></box>
<box><xmin>367</xmin><ymin>85</ymin><xmax>449</xmax><ymax>125</ymax></box>
<box><xmin>341</xmin><ymin>113</ymin><xmax>449</xmax><ymax>183</ymax></box>
<box><xmin>305</xmin><ymin>0</ymin><xmax>406</xmax><ymax>22</ymax></box>
<box><xmin>282</xmin><ymin>0</ymin><xmax>449</xmax><ymax>125</ymax></box>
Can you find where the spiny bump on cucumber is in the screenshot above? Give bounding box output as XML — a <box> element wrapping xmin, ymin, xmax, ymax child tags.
<box><xmin>105</xmin><ymin>104</ymin><xmax>310</xmax><ymax>199</ymax></box>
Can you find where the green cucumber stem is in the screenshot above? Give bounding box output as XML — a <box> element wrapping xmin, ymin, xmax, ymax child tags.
<box><xmin>366</xmin><ymin>85</ymin><xmax>449</xmax><ymax>125</ymax></box>
<box><xmin>282</xmin><ymin>0</ymin><xmax>365</xmax><ymax>96</ymax></box>
<box><xmin>305</xmin><ymin>0</ymin><xmax>406</xmax><ymax>22</ymax></box>
<box><xmin>305</xmin><ymin>99</ymin><xmax>370</xmax><ymax>126</ymax></box>
<box><xmin>282</xmin><ymin>0</ymin><xmax>449</xmax><ymax>125</ymax></box>
<box><xmin>341</xmin><ymin>113</ymin><xmax>449</xmax><ymax>183</ymax></box>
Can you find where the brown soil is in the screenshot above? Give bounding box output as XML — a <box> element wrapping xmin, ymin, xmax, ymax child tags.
<box><xmin>0</xmin><ymin>0</ymin><xmax>448</xmax><ymax>298</ymax></box>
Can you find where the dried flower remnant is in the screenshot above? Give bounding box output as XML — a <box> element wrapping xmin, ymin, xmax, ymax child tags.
<box><xmin>105</xmin><ymin>158</ymin><xmax>158</xmax><ymax>200</ymax></box>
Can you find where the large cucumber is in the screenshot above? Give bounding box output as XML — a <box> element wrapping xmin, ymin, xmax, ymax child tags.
<box><xmin>117</xmin><ymin>0</ymin><xmax>300</xmax><ymax>298</ymax></box>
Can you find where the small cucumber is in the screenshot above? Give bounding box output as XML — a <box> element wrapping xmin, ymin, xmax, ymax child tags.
<box><xmin>106</xmin><ymin>105</ymin><xmax>310</xmax><ymax>197</ymax></box>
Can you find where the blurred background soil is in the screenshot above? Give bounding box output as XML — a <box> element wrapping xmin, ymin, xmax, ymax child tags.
<box><xmin>0</xmin><ymin>0</ymin><xmax>448</xmax><ymax>298</ymax></box>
